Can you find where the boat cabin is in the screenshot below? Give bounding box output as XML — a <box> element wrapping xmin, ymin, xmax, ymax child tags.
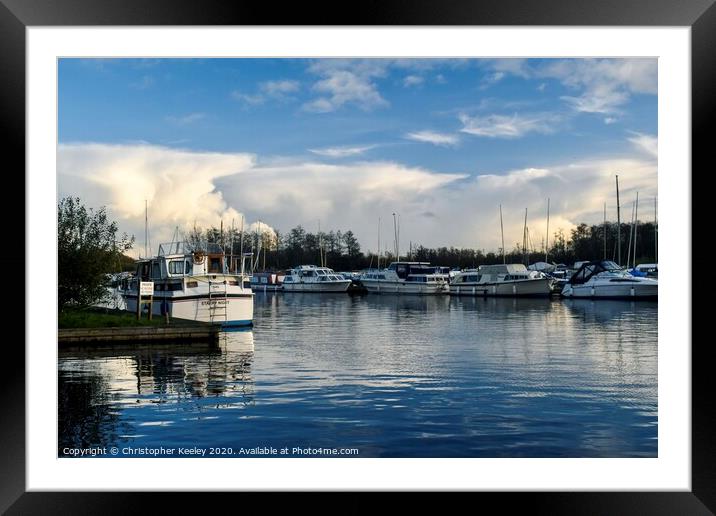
<box><xmin>386</xmin><ymin>262</ymin><xmax>437</xmax><ymax>279</ymax></box>
<box><xmin>569</xmin><ymin>260</ymin><xmax>621</xmax><ymax>284</ymax></box>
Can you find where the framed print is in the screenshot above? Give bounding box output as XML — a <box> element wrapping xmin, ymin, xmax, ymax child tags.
<box><xmin>3</xmin><ymin>0</ymin><xmax>710</xmax><ymax>512</ymax></box>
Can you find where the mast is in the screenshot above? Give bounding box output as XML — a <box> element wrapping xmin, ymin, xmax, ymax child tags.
<box><xmin>499</xmin><ymin>204</ymin><xmax>505</xmax><ymax>265</ymax></box>
<box><xmin>523</xmin><ymin>208</ymin><xmax>528</xmax><ymax>266</ymax></box>
<box><xmin>377</xmin><ymin>216</ymin><xmax>381</xmax><ymax>269</ymax></box>
<box><xmin>393</xmin><ymin>213</ymin><xmax>398</xmax><ymax>261</ymax></box>
<box><xmin>603</xmin><ymin>201</ymin><xmax>609</xmax><ymax>260</ymax></box>
<box><xmin>545</xmin><ymin>198</ymin><xmax>550</xmax><ymax>263</ymax></box>
<box><xmin>626</xmin><ymin>200</ymin><xmax>635</xmax><ymax>269</ymax></box>
<box><xmin>239</xmin><ymin>215</ymin><xmax>245</xmax><ymax>277</ymax></box>
<box><xmin>654</xmin><ymin>197</ymin><xmax>658</xmax><ymax>263</ymax></box>
<box><xmin>144</xmin><ymin>199</ymin><xmax>148</xmax><ymax>258</ymax></box>
<box><xmin>616</xmin><ymin>175</ymin><xmax>621</xmax><ymax>266</ymax></box>
<box><xmin>633</xmin><ymin>191</ymin><xmax>639</xmax><ymax>268</ymax></box>
<box><xmin>229</xmin><ymin>219</ymin><xmax>235</xmax><ymax>272</ymax></box>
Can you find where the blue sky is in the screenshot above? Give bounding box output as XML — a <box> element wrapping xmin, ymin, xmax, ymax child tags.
<box><xmin>58</xmin><ymin>58</ymin><xmax>657</xmax><ymax>256</ymax></box>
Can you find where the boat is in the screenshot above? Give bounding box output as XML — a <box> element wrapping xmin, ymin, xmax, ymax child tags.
<box><xmin>123</xmin><ymin>241</ymin><xmax>254</xmax><ymax>326</ymax></box>
<box><xmin>560</xmin><ymin>260</ymin><xmax>658</xmax><ymax>299</ymax></box>
<box><xmin>250</xmin><ymin>271</ymin><xmax>285</xmax><ymax>292</ymax></box>
<box><xmin>281</xmin><ymin>265</ymin><xmax>352</xmax><ymax>292</ymax></box>
<box><xmin>359</xmin><ymin>261</ymin><xmax>449</xmax><ymax>295</ymax></box>
<box><xmin>449</xmin><ymin>263</ymin><xmax>553</xmax><ymax>297</ymax></box>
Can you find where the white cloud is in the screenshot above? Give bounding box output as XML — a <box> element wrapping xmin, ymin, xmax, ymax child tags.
<box><xmin>405</xmin><ymin>131</ymin><xmax>459</xmax><ymax>147</ymax></box>
<box><xmin>308</xmin><ymin>145</ymin><xmax>376</xmax><ymax>158</ymax></box>
<box><xmin>231</xmin><ymin>90</ymin><xmax>264</xmax><ymax>106</ymax></box>
<box><xmin>303</xmin><ymin>70</ymin><xmax>388</xmax><ymax>112</ymax></box>
<box><xmin>482</xmin><ymin>58</ymin><xmax>657</xmax><ymax>115</ymax></box>
<box><xmin>57</xmin><ymin>143</ymin><xmax>260</xmax><ymax>257</ymax></box>
<box><xmin>459</xmin><ymin>112</ymin><xmax>559</xmax><ymax>138</ymax></box>
<box><xmin>58</xmin><ymin>142</ymin><xmax>656</xmax><ymax>257</ymax></box>
<box><xmin>628</xmin><ymin>132</ymin><xmax>658</xmax><ymax>159</ymax></box>
<box><xmin>403</xmin><ymin>75</ymin><xmax>424</xmax><ymax>87</ymax></box>
<box><xmin>260</xmin><ymin>79</ymin><xmax>300</xmax><ymax>97</ymax></box>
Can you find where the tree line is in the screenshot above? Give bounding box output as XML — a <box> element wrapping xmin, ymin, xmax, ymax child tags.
<box><xmin>192</xmin><ymin>220</ymin><xmax>658</xmax><ymax>272</ymax></box>
<box><xmin>57</xmin><ymin>196</ymin><xmax>658</xmax><ymax>309</ymax></box>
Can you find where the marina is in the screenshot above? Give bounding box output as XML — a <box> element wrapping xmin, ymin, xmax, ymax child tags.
<box><xmin>58</xmin><ymin>294</ymin><xmax>658</xmax><ymax>458</ymax></box>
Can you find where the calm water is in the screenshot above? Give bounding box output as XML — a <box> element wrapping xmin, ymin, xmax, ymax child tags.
<box><xmin>58</xmin><ymin>294</ymin><xmax>658</xmax><ymax>458</ymax></box>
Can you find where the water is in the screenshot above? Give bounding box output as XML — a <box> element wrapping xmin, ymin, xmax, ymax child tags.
<box><xmin>58</xmin><ymin>294</ymin><xmax>658</xmax><ymax>458</ymax></box>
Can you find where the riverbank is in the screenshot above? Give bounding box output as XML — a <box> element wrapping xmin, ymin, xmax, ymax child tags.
<box><xmin>58</xmin><ymin>307</ymin><xmax>220</xmax><ymax>346</ymax></box>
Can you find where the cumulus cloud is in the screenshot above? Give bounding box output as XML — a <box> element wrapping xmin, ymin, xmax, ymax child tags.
<box><xmin>459</xmin><ymin>112</ymin><xmax>559</xmax><ymax>138</ymax></box>
<box><xmin>58</xmin><ymin>141</ymin><xmax>656</xmax><ymax>258</ymax></box>
<box><xmin>405</xmin><ymin>131</ymin><xmax>459</xmax><ymax>147</ymax></box>
<box><xmin>231</xmin><ymin>79</ymin><xmax>301</xmax><ymax>107</ymax></box>
<box><xmin>58</xmin><ymin>143</ymin><xmax>260</xmax><ymax>257</ymax></box>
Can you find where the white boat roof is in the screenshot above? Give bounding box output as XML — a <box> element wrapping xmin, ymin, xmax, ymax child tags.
<box><xmin>478</xmin><ymin>263</ymin><xmax>528</xmax><ymax>274</ymax></box>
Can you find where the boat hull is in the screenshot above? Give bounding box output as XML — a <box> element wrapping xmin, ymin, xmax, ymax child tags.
<box><xmin>125</xmin><ymin>292</ymin><xmax>254</xmax><ymax>326</ymax></box>
<box><xmin>561</xmin><ymin>281</ymin><xmax>658</xmax><ymax>300</ymax></box>
<box><xmin>361</xmin><ymin>280</ymin><xmax>449</xmax><ymax>295</ymax></box>
<box><xmin>282</xmin><ymin>281</ymin><xmax>351</xmax><ymax>293</ymax></box>
<box><xmin>449</xmin><ymin>278</ymin><xmax>552</xmax><ymax>297</ymax></box>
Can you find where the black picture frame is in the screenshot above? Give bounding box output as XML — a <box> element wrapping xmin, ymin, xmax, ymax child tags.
<box><xmin>2</xmin><ymin>0</ymin><xmax>708</xmax><ymax>512</ymax></box>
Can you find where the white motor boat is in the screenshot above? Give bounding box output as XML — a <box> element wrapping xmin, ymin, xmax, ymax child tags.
<box><xmin>449</xmin><ymin>263</ymin><xmax>553</xmax><ymax>297</ymax></box>
<box><xmin>281</xmin><ymin>265</ymin><xmax>351</xmax><ymax>292</ymax></box>
<box><xmin>359</xmin><ymin>262</ymin><xmax>449</xmax><ymax>295</ymax></box>
<box><xmin>124</xmin><ymin>241</ymin><xmax>254</xmax><ymax>326</ymax></box>
<box><xmin>560</xmin><ymin>260</ymin><xmax>658</xmax><ymax>300</ymax></box>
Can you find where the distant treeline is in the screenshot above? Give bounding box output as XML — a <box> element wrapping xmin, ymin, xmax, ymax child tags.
<box><xmin>177</xmin><ymin>221</ymin><xmax>658</xmax><ymax>272</ymax></box>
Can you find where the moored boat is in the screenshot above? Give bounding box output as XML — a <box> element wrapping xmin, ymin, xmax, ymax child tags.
<box><xmin>359</xmin><ymin>261</ymin><xmax>449</xmax><ymax>295</ymax></box>
<box><xmin>449</xmin><ymin>263</ymin><xmax>553</xmax><ymax>297</ymax></box>
<box><xmin>282</xmin><ymin>265</ymin><xmax>351</xmax><ymax>292</ymax></box>
<box><xmin>560</xmin><ymin>260</ymin><xmax>657</xmax><ymax>299</ymax></box>
<box><xmin>123</xmin><ymin>241</ymin><xmax>254</xmax><ymax>326</ymax></box>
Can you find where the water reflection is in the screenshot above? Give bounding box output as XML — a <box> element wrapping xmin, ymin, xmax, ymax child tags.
<box><xmin>59</xmin><ymin>296</ymin><xmax>657</xmax><ymax>457</ymax></box>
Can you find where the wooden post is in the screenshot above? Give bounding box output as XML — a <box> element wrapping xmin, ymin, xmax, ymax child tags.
<box><xmin>136</xmin><ymin>293</ymin><xmax>141</xmax><ymax>320</ymax></box>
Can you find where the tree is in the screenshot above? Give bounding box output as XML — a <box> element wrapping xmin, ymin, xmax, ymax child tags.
<box><xmin>58</xmin><ymin>197</ymin><xmax>134</xmax><ymax>310</ymax></box>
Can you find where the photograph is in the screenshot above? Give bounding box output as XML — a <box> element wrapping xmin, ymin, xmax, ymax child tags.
<box><xmin>56</xmin><ymin>56</ymin><xmax>659</xmax><ymax>460</ymax></box>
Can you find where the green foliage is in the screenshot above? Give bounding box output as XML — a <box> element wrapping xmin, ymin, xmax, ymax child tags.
<box><xmin>58</xmin><ymin>197</ymin><xmax>134</xmax><ymax>310</ymax></box>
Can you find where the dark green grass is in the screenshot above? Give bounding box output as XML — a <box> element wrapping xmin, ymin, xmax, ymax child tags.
<box><xmin>58</xmin><ymin>307</ymin><xmax>200</xmax><ymax>329</ymax></box>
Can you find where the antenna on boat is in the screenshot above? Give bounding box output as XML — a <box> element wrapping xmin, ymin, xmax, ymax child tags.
<box><xmin>616</xmin><ymin>174</ymin><xmax>621</xmax><ymax>266</ymax></box>
<box><xmin>545</xmin><ymin>198</ymin><xmax>550</xmax><ymax>263</ymax></box>
<box><xmin>633</xmin><ymin>191</ymin><xmax>639</xmax><ymax>269</ymax></box>
<box><xmin>499</xmin><ymin>204</ymin><xmax>505</xmax><ymax>265</ymax></box>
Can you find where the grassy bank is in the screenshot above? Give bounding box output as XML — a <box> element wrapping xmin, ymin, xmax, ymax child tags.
<box><xmin>59</xmin><ymin>307</ymin><xmax>197</xmax><ymax>329</ymax></box>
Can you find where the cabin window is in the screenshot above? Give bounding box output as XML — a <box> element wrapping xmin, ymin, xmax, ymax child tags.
<box><xmin>168</xmin><ymin>260</ymin><xmax>185</xmax><ymax>275</ymax></box>
<box><xmin>185</xmin><ymin>261</ymin><xmax>191</xmax><ymax>274</ymax></box>
<box><xmin>303</xmin><ymin>270</ymin><xmax>316</xmax><ymax>277</ymax></box>
<box><xmin>186</xmin><ymin>281</ymin><xmax>198</xmax><ymax>288</ymax></box>
<box><xmin>243</xmin><ymin>280</ymin><xmax>251</xmax><ymax>289</ymax></box>
<box><xmin>284</xmin><ymin>276</ymin><xmax>293</xmax><ymax>282</ymax></box>
<box><xmin>209</xmin><ymin>257</ymin><xmax>221</xmax><ymax>273</ymax></box>
<box><xmin>228</xmin><ymin>280</ymin><xmax>239</xmax><ymax>286</ymax></box>
<box><xmin>151</xmin><ymin>262</ymin><xmax>161</xmax><ymax>279</ymax></box>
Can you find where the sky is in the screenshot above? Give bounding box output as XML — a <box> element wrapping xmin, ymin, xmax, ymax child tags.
<box><xmin>57</xmin><ymin>58</ymin><xmax>657</xmax><ymax>258</ymax></box>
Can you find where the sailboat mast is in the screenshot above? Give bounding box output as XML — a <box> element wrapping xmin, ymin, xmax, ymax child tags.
<box><xmin>633</xmin><ymin>192</ymin><xmax>639</xmax><ymax>268</ymax></box>
<box><xmin>144</xmin><ymin>199</ymin><xmax>148</xmax><ymax>258</ymax></box>
<box><xmin>239</xmin><ymin>215</ymin><xmax>245</xmax><ymax>277</ymax></box>
<box><xmin>626</xmin><ymin>200</ymin><xmax>635</xmax><ymax>268</ymax></box>
<box><xmin>616</xmin><ymin>175</ymin><xmax>621</xmax><ymax>266</ymax></box>
<box><xmin>654</xmin><ymin>197</ymin><xmax>658</xmax><ymax>263</ymax></box>
<box><xmin>377</xmin><ymin>216</ymin><xmax>381</xmax><ymax>269</ymax></box>
<box><xmin>499</xmin><ymin>204</ymin><xmax>505</xmax><ymax>265</ymax></box>
<box><xmin>545</xmin><ymin>198</ymin><xmax>550</xmax><ymax>263</ymax></box>
<box><xmin>392</xmin><ymin>213</ymin><xmax>398</xmax><ymax>261</ymax></box>
<box><xmin>523</xmin><ymin>208</ymin><xmax>528</xmax><ymax>266</ymax></box>
<box><xmin>604</xmin><ymin>202</ymin><xmax>607</xmax><ymax>260</ymax></box>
